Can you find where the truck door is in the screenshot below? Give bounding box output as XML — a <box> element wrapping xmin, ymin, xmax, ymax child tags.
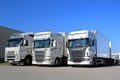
<box><xmin>20</xmin><ymin>39</ymin><xmax>31</xmax><ymax>59</ymax></box>
<box><xmin>51</xmin><ymin>39</ymin><xmax>57</xmax><ymax>59</ymax></box>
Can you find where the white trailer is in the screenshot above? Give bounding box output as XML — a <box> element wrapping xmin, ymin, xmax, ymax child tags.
<box><xmin>111</xmin><ymin>52</ymin><xmax>120</xmax><ymax>63</ymax></box>
<box><xmin>32</xmin><ymin>31</ymin><xmax>68</xmax><ymax>66</ymax></box>
<box><xmin>67</xmin><ymin>30</ymin><xmax>118</xmax><ymax>66</ymax></box>
<box><xmin>5</xmin><ymin>32</ymin><xmax>34</xmax><ymax>65</ymax></box>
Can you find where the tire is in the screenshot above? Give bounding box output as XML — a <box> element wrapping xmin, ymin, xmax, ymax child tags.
<box><xmin>103</xmin><ymin>59</ymin><xmax>107</xmax><ymax>66</ymax></box>
<box><xmin>115</xmin><ymin>60</ymin><xmax>119</xmax><ymax>64</ymax></box>
<box><xmin>55</xmin><ymin>58</ymin><xmax>60</xmax><ymax>66</ymax></box>
<box><xmin>92</xmin><ymin>57</ymin><xmax>97</xmax><ymax>67</ymax></box>
<box><xmin>24</xmin><ymin>56</ymin><xmax>32</xmax><ymax>66</ymax></box>
<box><xmin>61</xmin><ymin>58</ymin><xmax>67</xmax><ymax>66</ymax></box>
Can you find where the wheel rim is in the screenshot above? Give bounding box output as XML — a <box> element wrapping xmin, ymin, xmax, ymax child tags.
<box><xmin>55</xmin><ymin>59</ymin><xmax>60</xmax><ymax>66</ymax></box>
<box><xmin>26</xmin><ymin>58</ymin><xmax>30</xmax><ymax>64</ymax></box>
<box><xmin>24</xmin><ymin>57</ymin><xmax>32</xmax><ymax>65</ymax></box>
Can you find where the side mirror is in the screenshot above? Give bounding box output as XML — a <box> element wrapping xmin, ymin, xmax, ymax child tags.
<box><xmin>66</xmin><ymin>42</ymin><xmax>68</xmax><ymax>48</ymax></box>
<box><xmin>88</xmin><ymin>43</ymin><xmax>90</xmax><ymax>46</ymax></box>
<box><xmin>53</xmin><ymin>40</ymin><xmax>56</xmax><ymax>47</ymax></box>
<box><xmin>23</xmin><ymin>40</ymin><xmax>28</xmax><ymax>46</ymax></box>
<box><xmin>23</xmin><ymin>40</ymin><xmax>26</xmax><ymax>45</ymax></box>
<box><xmin>92</xmin><ymin>40</ymin><xmax>95</xmax><ymax>46</ymax></box>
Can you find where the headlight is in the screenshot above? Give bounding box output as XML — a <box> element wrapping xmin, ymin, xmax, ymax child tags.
<box><xmin>44</xmin><ymin>57</ymin><xmax>51</xmax><ymax>61</ymax></box>
<box><xmin>14</xmin><ymin>51</ymin><xmax>17</xmax><ymax>55</ymax></box>
<box><xmin>85</xmin><ymin>57</ymin><xmax>90</xmax><ymax>61</ymax></box>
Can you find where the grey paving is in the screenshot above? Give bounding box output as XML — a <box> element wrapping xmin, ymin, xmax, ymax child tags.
<box><xmin>0</xmin><ymin>65</ymin><xmax>120</xmax><ymax>80</ymax></box>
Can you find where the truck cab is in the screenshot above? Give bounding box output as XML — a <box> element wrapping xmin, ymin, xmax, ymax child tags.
<box><xmin>67</xmin><ymin>30</ymin><xmax>96</xmax><ymax>65</ymax></box>
<box><xmin>5</xmin><ymin>32</ymin><xmax>34</xmax><ymax>65</ymax></box>
<box><xmin>32</xmin><ymin>31</ymin><xmax>67</xmax><ymax>66</ymax></box>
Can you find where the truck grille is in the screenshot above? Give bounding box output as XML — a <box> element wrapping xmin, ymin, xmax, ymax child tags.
<box><xmin>6</xmin><ymin>51</ymin><xmax>15</xmax><ymax>61</ymax></box>
<box><xmin>70</xmin><ymin>50</ymin><xmax>85</xmax><ymax>62</ymax></box>
<box><xmin>35</xmin><ymin>51</ymin><xmax>45</xmax><ymax>62</ymax></box>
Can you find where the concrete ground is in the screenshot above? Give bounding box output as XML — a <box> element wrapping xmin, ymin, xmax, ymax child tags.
<box><xmin>0</xmin><ymin>64</ymin><xmax>120</xmax><ymax>80</ymax></box>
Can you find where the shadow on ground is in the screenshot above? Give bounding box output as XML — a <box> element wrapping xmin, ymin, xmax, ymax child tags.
<box><xmin>70</xmin><ymin>63</ymin><xmax>120</xmax><ymax>68</ymax></box>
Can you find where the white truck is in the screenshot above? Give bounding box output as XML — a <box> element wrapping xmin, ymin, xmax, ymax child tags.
<box><xmin>67</xmin><ymin>30</ymin><xmax>118</xmax><ymax>66</ymax></box>
<box><xmin>5</xmin><ymin>32</ymin><xmax>34</xmax><ymax>65</ymax></box>
<box><xmin>32</xmin><ymin>31</ymin><xmax>68</xmax><ymax>66</ymax></box>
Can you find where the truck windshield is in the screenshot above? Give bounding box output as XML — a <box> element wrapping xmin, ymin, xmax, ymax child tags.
<box><xmin>68</xmin><ymin>38</ymin><xmax>89</xmax><ymax>48</ymax></box>
<box><xmin>7</xmin><ymin>38</ymin><xmax>23</xmax><ymax>47</ymax></box>
<box><xmin>34</xmin><ymin>39</ymin><xmax>50</xmax><ymax>48</ymax></box>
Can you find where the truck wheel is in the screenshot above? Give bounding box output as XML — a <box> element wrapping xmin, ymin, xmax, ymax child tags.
<box><xmin>103</xmin><ymin>59</ymin><xmax>107</xmax><ymax>66</ymax></box>
<box><xmin>116</xmin><ymin>60</ymin><xmax>119</xmax><ymax>64</ymax></box>
<box><xmin>55</xmin><ymin>58</ymin><xmax>60</xmax><ymax>66</ymax></box>
<box><xmin>61</xmin><ymin>58</ymin><xmax>67</xmax><ymax>66</ymax></box>
<box><xmin>24</xmin><ymin>56</ymin><xmax>32</xmax><ymax>66</ymax></box>
<box><xmin>92</xmin><ymin>57</ymin><xmax>97</xmax><ymax>67</ymax></box>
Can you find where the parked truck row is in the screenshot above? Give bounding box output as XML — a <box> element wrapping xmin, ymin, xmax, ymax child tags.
<box><xmin>5</xmin><ymin>30</ymin><xmax>120</xmax><ymax>66</ymax></box>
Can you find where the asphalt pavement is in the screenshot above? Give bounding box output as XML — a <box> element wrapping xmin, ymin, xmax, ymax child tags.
<box><xmin>0</xmin><ymin>64</ymin><xmax>120</xmax><ymax>80</ymax></box>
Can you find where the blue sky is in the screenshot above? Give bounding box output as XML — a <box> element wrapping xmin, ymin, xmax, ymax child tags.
<box><xmin>0</xmin><ymin>0</ymin><xmax>120</xmax><ymax>52</ymax></box>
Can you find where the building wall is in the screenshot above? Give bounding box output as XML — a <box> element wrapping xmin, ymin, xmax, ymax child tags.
<box><xmin>0</xmin><ymin>26</ymin><xmax>22</xmax><ymax>62</ymax></box>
